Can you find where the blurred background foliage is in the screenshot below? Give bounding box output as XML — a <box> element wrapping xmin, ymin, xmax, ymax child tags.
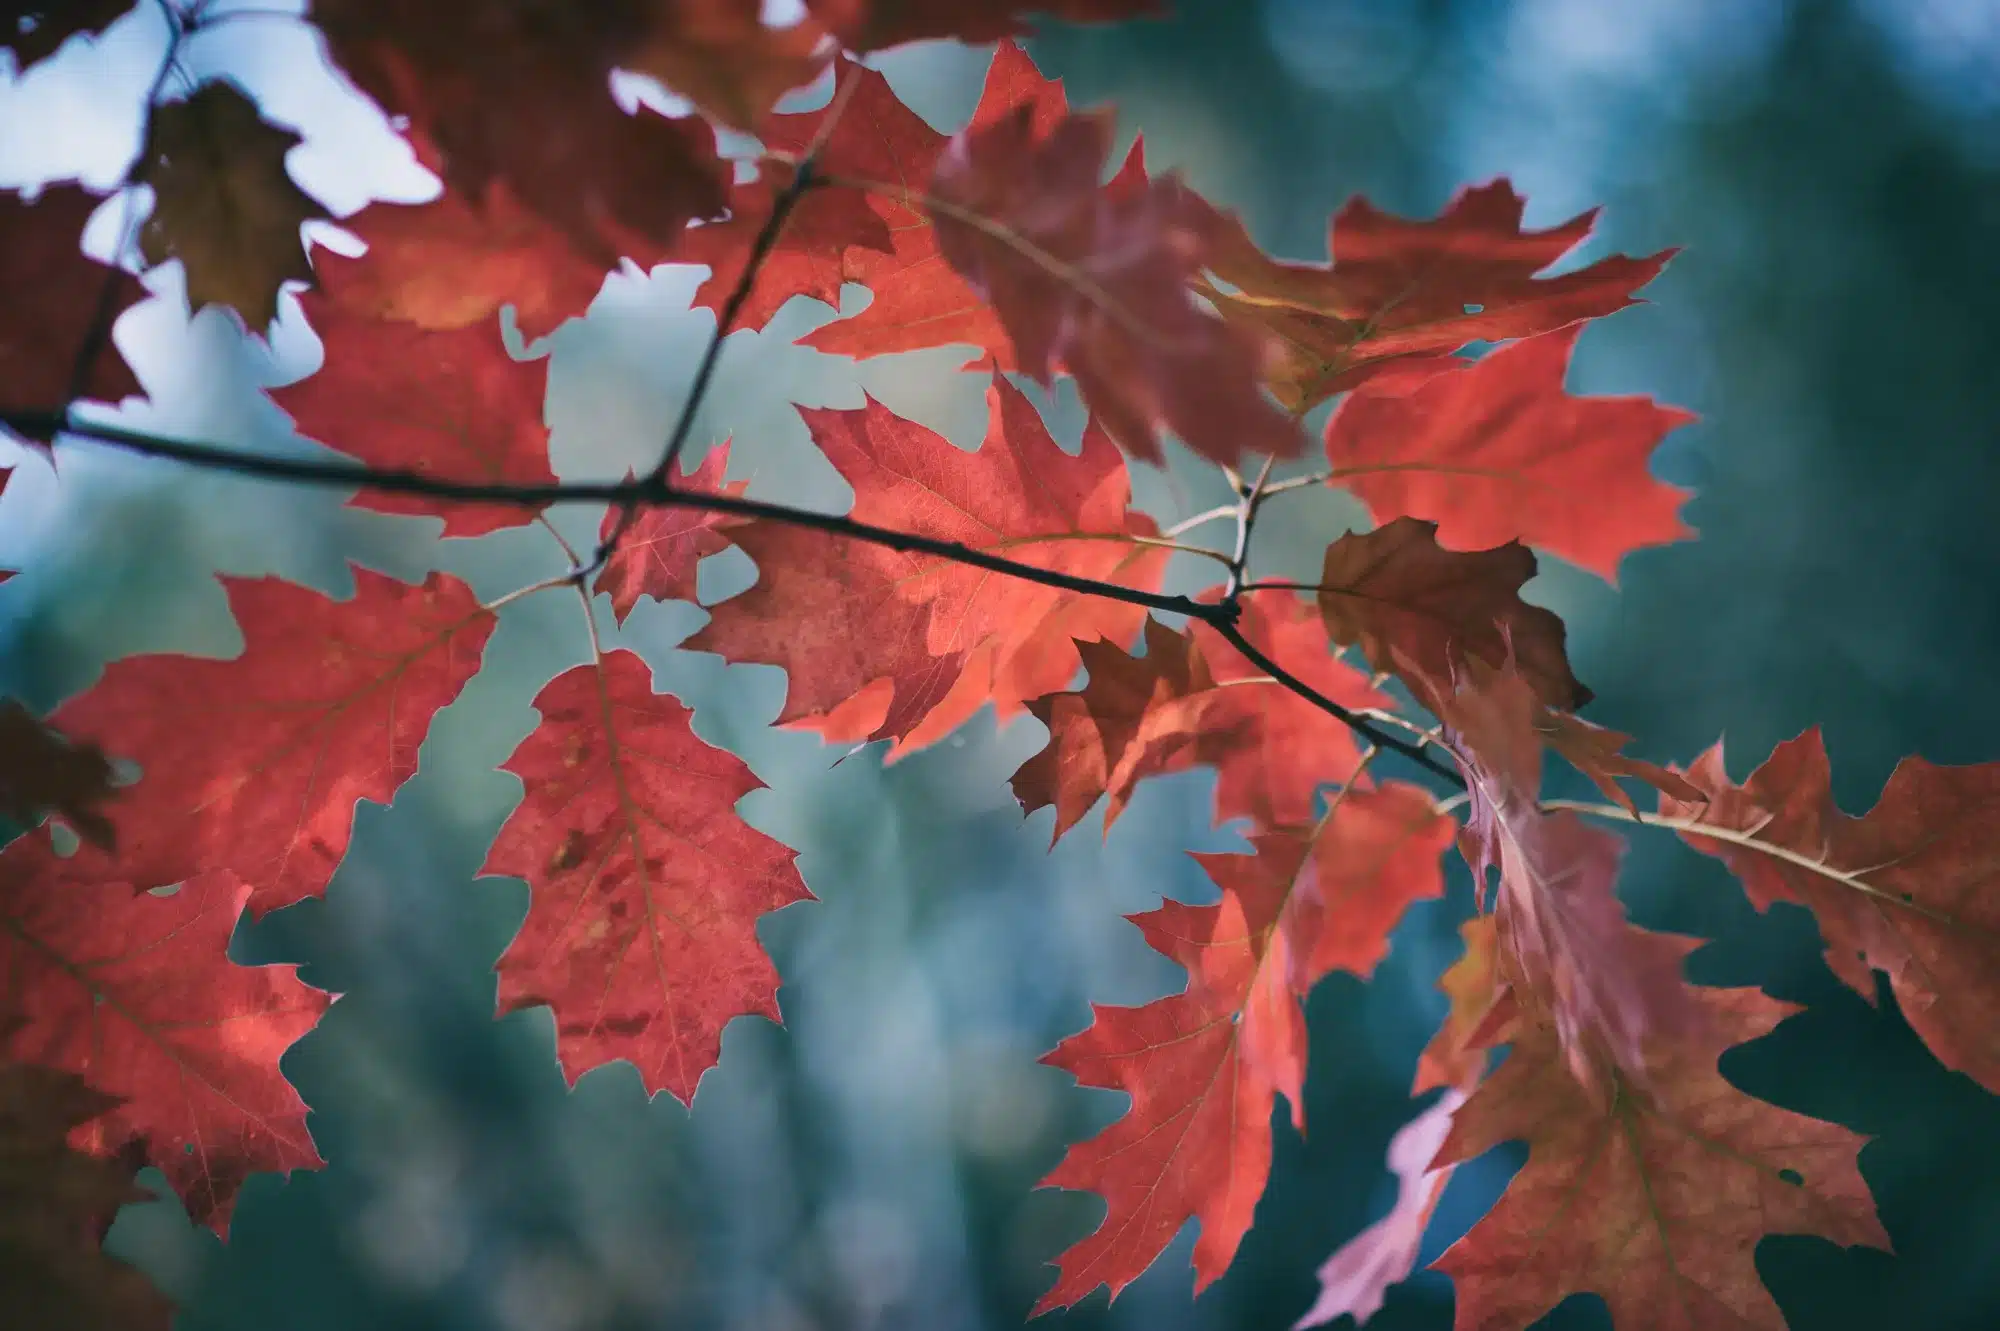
<box><xmin>1</xmin><ymin>0</ymin><xmax>1996</xmax><ymax>1327</ymax></box>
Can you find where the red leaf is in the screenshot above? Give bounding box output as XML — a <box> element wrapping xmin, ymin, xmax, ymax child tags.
<box><xmin>1295</xmin><ymin>1088</ymin><xmax>1465</xmax><ymax>1330</ymax></box>
<box><xmin>1438</xmin><ymin>658</ymin><xmax>1695</xmax><ymax>1097</ymax></box>
<box><xmin>481</xmin><ymin>649</ymin><xmax>810</xmax><ymax>1102</ymax></box>
<box><xmin>1193</xmin><ymin>590</ymin><xmax>1389</xmax><ymax>829</ymax></box>
<box><xmin>688</xmin><ymin>376</ymin><xmax>1166</xmax><ymax>757</ymax></box>
<box><xmin>930</xmin><ymin>105</ymin><xmax>1300</xmax><ymax>467</ymax></box>
<box><xmin>1412</xmin><ymin>914</ymin><xmax>1503</xmax><ymax>1098</ymax></box>
<box><xmin>683</xmin><ymin>43</ymin><xmax>1059</xmax><ymax>341</ymax></box>
<box><xmin>622</xmin><ymin>3</ymin><xmax>832</xmax><ymax>133</ymax></box>
<box><xmin>596</xmin><ymin>443</ymin><xmax>748</xmax><ymax>624</ymax></box>
<box><xmin>1037</xmin><ymin>794</ymin><xmax>1451</xmax><ymax>1310</ymax></box>
<box><xmin>0</xmin><ymin>701</ymin><xmax>117</xmax><ymax>849</ymax></box>
<box><xmin>2</xmin><ymin>0</ymin><xmax>129</xmax><ymax>73</ymax></box>
<box><xmin>40</xmin><ymin>569</ymin><xmax>494</xmax><ymax>916</ymax></box>
<box><xmin>270</xmin><ymin>295</ymin><xmax>556</xmax><ymax>537</ymax></box>
<box><xmin>0</xmin><ymin>186</ymin><xmax>145</xmax><ymax>429</ymax></box>
<box><xmin>1662</xmin><ymin>729</ymin><xmax>2000</xmax><ymax>1094</ymax></box>
<box><xmin>806</xmin><ymin>0</ymin><xmax>1162</xmax><ymax>52</ymax></box>
<box><xmin>1322</xmin><ymin>326</ymin><xmax>1697</xmax><ymax>584</ymax></box>
<box><xmin>316</xmin><ymin>1</ymin><xmax>728</xmax><ymax>280</ymax></box>
<box><xmin>1315</xmin><ymin>517</ymin><xmax>1590</xmax><ymax>715</ymax></box>
<box><xmin>1433</xmin><ymin>967</ymin><xmax>1890</xmax><ymax>1331</ymax></box>
<box><xmin>1203</xmin><ymin>178</ymin><xmax>1673</xmax><ymax>412</ymax></box>
<box><xmin>1011</xmin><ymin>618</ymin><xmax>1242</xmax><ymax>842</ymax></box>
<box><xmin>0</xmin><ymin>859</ymin><xmax>329</xmax><ymax>1231</ymax></box>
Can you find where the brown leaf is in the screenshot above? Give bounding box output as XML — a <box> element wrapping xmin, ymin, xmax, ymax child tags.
<box><xmin>138</xmin><ymin>82</ymin><xmax>329</xmax><ymax>333</ymax></box>
<box><xmin>2</xmin><ymin>0</ymin><xmax>130</xmax><ymax>73</ymax></box>
<box><xmin>625</xmin><ymin>1</ymin><xmax>832</xmax><ymax>132</ymax></box>
<box><xmin>0</xmin><ymin>186</ymin><xmax>146</xmax><ymax>426</ymax></box>
<box><xmin>0</xmin><ymin>700</ymin><xmax>117</xmax><ymax>848</ymax></box>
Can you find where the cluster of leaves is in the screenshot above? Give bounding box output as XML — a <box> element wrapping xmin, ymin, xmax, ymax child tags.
<box><xmin>2</xmin><ymin>2</ymin><xmax>1994</xmax><ymax>1328</ymax></box>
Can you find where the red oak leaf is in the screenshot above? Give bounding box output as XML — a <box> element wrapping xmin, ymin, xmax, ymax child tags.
<box><xmin>1432</xmin><ymin>965</ymin><xmax>1890</xmax><ymax>1331</ymax></box>
<box><xmin>1322</xmin><ymin>326</ymin><xmax>1697</xmax><ymax>583</ymax></box>
<box><xmin>0</xmin><ymin>701</ymin><xmax>117</xmax><ymax>849</ymax></box>
<box><xmin>0</xmin><ymin>859</ymin><xmax>329</xmax><ymax>1231</ymax></box>
<box><xmin>688</xmin><ymin>377</ymin><xmax>1166</xmax><ymax>757</ymax></box>
<box><xmin>596</xmin><ymin>443</ymin><xmax>748</xmax><ymax>624</ymax></box>
<box><xmin>136</xmin><ymin>82</ymin><xmax>329</xmax><ymax>334</ymax></box>
<box><xmin>1011</xmin><ymin>618</ymin><xmax>1242</xmax><ymax>842</ymax></box>
<box><xmin>2</xmin><ymin>0</ymin><xmax>130</xmax><ymax>73</ymax></box>
<box><xmin>1295</xmin><ymin>1087</ymin><xmax>1465</xmax><ymax>1331</ymax></box>
<box><xmin>1193</xmin><ymin>589</ymin><xmax>1389</xmax><ymax>829</ymax></box>
<box><xmin>805</xmin><ymin>0</ymin><xmax>1162</xmax><ymax>52</ymax></box>
<box><xmin>1202</xmin><ymin>179</ymin><xmax>1674</xmax><ymax>412</ymax></box>
<box><xmin>315</xmin><ymin>1</ymin><xmax>728</xmax><ymax>280</ymax></box>
<box><xmin>1438</xmin><ymin>658</ymin><xmax>1694</xmax><ymax>1098</ymax></box>
<box><xmin>1413</xmin><ymin>914</ymin><xmax>1504</xmax><ymax>1098</ymax></box>
<box><xmin>623</xmin><ymin>2</ymin><xmax>832</xmax><ymax>133</ymax></box>
<box><xmin>311</xmin><ymin>129</ymin><xmax>681</xmax><ymax>341</ymax></box>
<box><xmin>1315</xmin><ymin>517</ymin><xmax>1590</xmax><ymax>715</ymax></box>
<box><xmin>1037</xmin><ymin>803</ymin><xmax>1450</xmax><ymax>1310</ymax></box>
<box><xmin>481</xmin><ymin>649</ymin><xmax>810</xmax><ymax>1102</ymax></box>
<box><xmin>271</xmin><ymin>294</ymin><xmax>556</xmax><ymax>537</ymax></box>
<box><xmin>1661</xmin><ymin>730</ymin><xmax>2000</xmax><ymax>1094</ymax></box>
<box><xmin>1538</xmin><ymin>706</ymin><xmax>1702</xmax><ymax>817</ymax></box>
<box><xmin>38</xmin><ymin>569</ymin><xmax>493</xmax><ymax>916</ymax></box>
<box><xmin>0</xmin><ymin>186</ymin><xmax>145</xmax><ymax>430</ymax></box>
<box><xmin>931</xmin><ymin>105</ymin><xmax>1300</xmax><ymax>467</ymax></box>
<box><xmin>682</xmin><ymin>43</ymin><xmax>1059</xmax><ymax>340</ymax></box>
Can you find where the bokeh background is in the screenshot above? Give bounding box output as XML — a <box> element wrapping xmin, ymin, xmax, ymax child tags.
<box><xmin>2</xmin><ymin>0</ymin><xmax>1997</xmax><ymax>1328</ymax></box>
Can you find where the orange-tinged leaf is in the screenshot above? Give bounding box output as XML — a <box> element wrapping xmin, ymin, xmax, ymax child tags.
<box><xmin>1413</xmin><ymin>914</ymin><xmax>1502</xmax><ymax>1097</ymax></box>
<box><xmin>316</xmin><ymin>0</ymin><xmax>729</xmax><ymax>276</ymax></box>
<box><xmin>1661</xmin><ymin>729</ymin><xmax>2000</xmax><ymax>1094</ymax></box>
<box><xmin>2</xmin><ymin>0</ymin><xmax>130</xmax><ymax>73</ymax></box>
<box><xmin>1203</xmin><ymin>178</ymin><xmax>1673</xmax><ymax>412</ymax></box>
<box><xmin>1295</xmin><ymin>1087</ymin><xmax>1465</xmax><ymax>1330</ymax></box>
<box><xmin>0</xmin><ymin>860</ymin><xmax>329</xmax><ymax>1231</ymax></box>
<box><xmin>0</xmin><ymin>186</ymin><xmax>145</xmax><ymax>428</ymax></box>
<box><xmin>1012</xmin><ymin>618</ymin><xmax>1241</xmax><ymax>842</ymax></box>
<box><xmin>1037</xmin><ymin>801</ymin><xmax>1449</xmax><ymax>1311</ymax></box>
<box><xmin>137</xmin><ymin>82</ymin><xmax>329</xmax><ymax>334</ymax></box>
<box><xmin>596</xmin><ymin>443</ymin><xmax>748</xmax><ymax>624</ymax></box>
<box><xmin>931</xmin><ymin>105</ymin><xmax>1300</xmax><ymax>468</ymax></box>
<box><xmin>1432</xmin><ymin>971</ymin><xmax>1890</xmax><ymax>1331</ymax></box>
<box><xmin>683</xmin><ymin>44</ymin><xmax>1056</xmax><ymax>341</ymax></box>
<box><xmin>1314</xmin><ymin>517</ymin><xmax>1589</xmax><ymax>715</ymax></box>
<box><xmin>1322</xmin><ymin>326</ymin><xmax>1696</xmax><ymax>583</ymax></box>
<box><xmin>689</xmin><ymin>377</ymin><xmax>1166</xmax><ymax>757</ymax></box>
<box><xmin>806</xmin><ymin>0</ymin><xmax>1163</xmax><ymax>52</ymax></box>
<box><xmin>271</xmin><ymin>294</ymin><xmax>556</xmax><ymax>537</ymax></box>
<box><xmin>0</xmin><ymin>701</ymin><xmax>117</xmax><ymax>850</ymax></box>
<box><xmin>39</xmin><ymin>569</ymin><xmax>494</xmax><ymax>916</ymax></box>
<box><xmin>1538</xmin><ymin>705</ymin><xmax>1701</xmax><ymax>817</ymax></box>
<box><xmin>1192</xmin><ymin>589</ymin><xmax>1388</xmax><ymax>829</ymax></box>
<box><xmin>481</xmin><ymin>649</ymin><xmax>810</xmax><ymax>1102</ymax></box>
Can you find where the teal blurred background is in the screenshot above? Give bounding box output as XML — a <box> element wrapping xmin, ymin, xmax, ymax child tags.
<box><xmin>2</xmin><ymin>0</ymin><xmax>1996</xmax><ymax>1327</ymax></box>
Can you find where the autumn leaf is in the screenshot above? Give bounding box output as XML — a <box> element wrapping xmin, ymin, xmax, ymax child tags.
<box><xmin>1432</xmin><ymin>964</ymin><xmax>1890</xmax><ymax>1331</ymax></box>
<box><xmin>1202</xmin><ymin>178</ymin><xmax>1674</xmax><ymax>412</ymax></box>
<box><xmin>625</xmin><ymin>1</ymin><xmax>831</xmax><ymax>133</ymax></box>
<box><xmin>1323</xmin><ymin>326</ymin><xmax>1697</xmax><ymax>583</ymax></box>
<box><xmin>271</xmin><ymin>293</ymin><xmax>556</xmax><ymax>537</ymax></box>
<box><xmin>682</xmin><ymin>44</ymin><xmax>1057</xmax><ymax>341</ymax></box>
<box><xmin>1661</xmin><ymin>729</ymin><xmax>2000</xmax><ymax>1095</ymax></box>
<box><xmin>481</xmin><ymin>649</ymin><xmax>810</xmax><ymax>1103</ymax></box>
<box><xmin>1295</xmin><ymin>1088</ymin><xmax>1465</xmax><ymax>1330</ymax></box>
<box><xmin>0</xmin><ymin>1047</ymin><xmax>172</xmax><ymax>1330</ymax></box>
<box><xmin>597</xmin><ymin>443</ymin><xmax>749</xmax><ymax>624</ymax></box>
<box><xmin>1012</xmin><ymin>618</ymin><xmax>1243</xmax><ymax>842</ymax></box>
<box><xmin>1438</xmin><ymin>655</ymin><xmax>1695</xmax><ymax>1097</ymax></box>
<box><xmin>1192</xmin><ymin>589</ymin><xmax>1389</xmax><ymax>829</ymax></box>
<box><xmin>0</xmin><ymin>186</ymin><xmax>145</xmax><ymax>428</ymax></box>
<box><xmin>689</xmin><ymin>377</ymin><xmax>1166</xmax><ymax>757</ymax></box>
<box><xmin>930</xmin><ymin>104</ymin><xmax>1300</xmax><ymax>468</ymax></box>
<box><xmin>39</xmin><ymin>569</ymin><xmax>493</xmax><ymax>916</ymax></box>
<box><xmin>1413</xmin><ymin>914</ymin><xmax>1502</xmax><ymax>1098</ymax></box>
<box><xmin>1538</xmin><ymin>705</ymin><xmax>1701</xmax><ymax>817</ymax></box>
<box><xmin>0</xmin><ymin>860</ymin><xmax>329</xmax><ymax>1231</ymax></box>
<box><xmin>806</xmin><ymin>0</ymin><xmax>1163</xmax><ymax>52</ymax></box>
<box><xmin>315</xmin><ymin>0</ymin><xmax>729</xmax><ymax>276</ymax></box>
<box><xmin>1038</xmin><ymin>803</ymin><xmax>1450</xmax><ymax>1310</ymax></box>
<box><xmin>0</xmin><ymin>701</ymin><xmax>117</xmax><ymax>849</ymax></box>
<box><xmin>1313</xmin><ymin>517</ymin><xmax>1590</xmax><ymax>715</ymax></box>
<box><xmin>136</xmin><ymin>81</ymin><xmax>329</xmax><ymax>334</ymax></box>
<box><xmin>1</xmin><ymin>0</ymin><xmax>129</xmax><ymax>73</ymax></box>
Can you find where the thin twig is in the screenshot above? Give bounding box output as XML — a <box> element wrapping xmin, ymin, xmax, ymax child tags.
<box><xmin>1162</xmin><ymin>503</ymin><xmax>1238</xmax><ymax>538</ymax></box>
